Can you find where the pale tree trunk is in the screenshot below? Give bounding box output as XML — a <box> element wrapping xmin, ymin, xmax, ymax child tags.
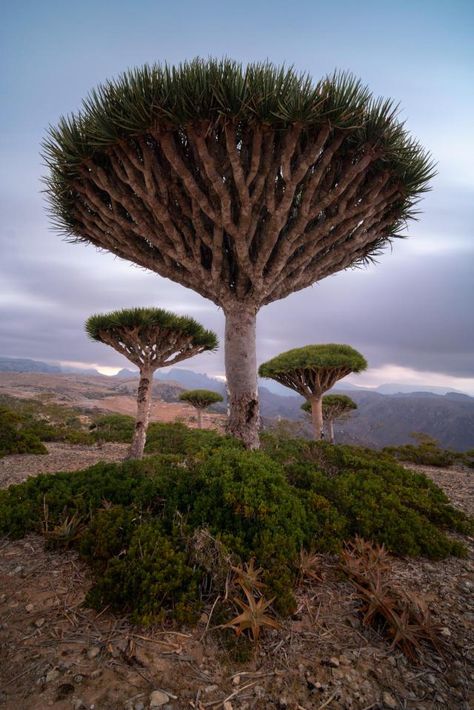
<box><xmin>328</xmin><ymin>418</ymin><xmax>335</xmax><ymax>444</ymax></box>
<box><xmin>127</xmin><ymin>366</ymin><xmax>153</xmax><ymax>460</ymax></box>
<box><xmin>310</xmin><ymin>395</ymin><xmax>323</xmax><ymax>441</ymax></box>
<box><xmin>224</xmin><ymin>305</ymin><xmax>260</xmax><ymax>449</ymax></box>
<box><xmin>195</xmin><ymin>407</ymin><xmax>203</xmax><ymax>429</ymax></box>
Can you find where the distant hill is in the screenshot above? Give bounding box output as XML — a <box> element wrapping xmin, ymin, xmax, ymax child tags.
<box><xmin>156</xmin><ymin>368</ymin><xmax>227</xmax><ymax>395</ymax></box>
<box><xmin>114</xmin><ymin>368</ymin><xmax>138</xmax><ymax>378</ymax></box>
<box><xmin>0</xmin><ymin>357</ymin><xmax>100</xmax><ymax>376</ymax></box>
<box><xmin>328</xmin><ymin>389</ymin><xmax>474</xmax><ymax>451</ymax></box>
<box><xmin>0</xmin><ymin>357</ymin><xmax>61</xmax><ymax>374</ymax></box>
<box><xmin>374</xmin><ymin>383</ymin><xmax>463</xmax><ymax>396</ymax></box>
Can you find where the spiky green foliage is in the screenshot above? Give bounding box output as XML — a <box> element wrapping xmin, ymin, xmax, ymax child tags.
<box><xmin>179</xmin><ymin>389</ymin><xmax>223</xmax><ymax>409</ymax></box>
<box><xmin>43</xmin><ymin>58</ymin><xmax>435</xmax><ymax>310</ymax></box>
<box><xmin>260</xmin><ymin>345</ymin><xmax>367</xmax><ymax>378</ymax></box>
<box><xmin>86</xmin><ymin>307</ymin><xmax>217</xmax><ymax>351</ymax></box>
<box><xmin>259</xmin><ymin>344</ymin><xmax>367</xmax><ymax>399</ymax></box>
<box><xmin>323</xmin><ymin>394</ymin><xmax>357</xmax><ymax>412</ymax></box>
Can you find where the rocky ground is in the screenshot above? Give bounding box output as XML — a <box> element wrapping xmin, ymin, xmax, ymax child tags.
<box><xmin>0</xmin><ymin>448</ymin><xmax>472</xmax><ymax>710</ymax></box>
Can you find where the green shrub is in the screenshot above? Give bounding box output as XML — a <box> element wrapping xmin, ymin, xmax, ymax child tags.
<box><xmin>382</xmin><ymin>434</ymin><xmax>470</xmax><ymax>468</ymax></box>
<box><xmin>85</xmin><ymin>519</ymin><xmax>201</xmax><ymax>625</ymax></box>
<box><xmin>0</xmin><ymin>406</ymin><xmax>47</xmax><ymax>457</ymax></box>
<box><xmin>91</xmin><ymin>413</ymin><xmax>135</xmax><ymax>442</ymax></box>
<box><xmin>145</xmin><ymin>421</ymin><xmax>240</xmax><ymax>456</ymax></box>
<box><xmin>1</xmin><ymin>427</ymin><xmax>472</xmax><ymax>625</ymax></box>
<box><xmin>0</xmin><ymin>398</ymin><xmax>95</xmax><ymax>452</ymax></box>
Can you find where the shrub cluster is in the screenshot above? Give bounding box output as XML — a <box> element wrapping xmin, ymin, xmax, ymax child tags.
<box><xmin>0</xmin><ymin>397</ymin><xmax>95</xmax><ymax>455</ymax></box>
<box><xmin>90</xmin><ymin>413</ymin><xmax>135</xmax><ymax>443</ymax></box>
<box><xmin>383</xmin><ymin>433</ymin><xmax>474</xmax><ymax>469</ymax></box>
<box><xmin>0</xmin><ymin>406</ymin><xmax>47</xmax><ymax>457</ymax></box>
<box><xmin>0</xmin><ymin>427</ymin><xmax>471</xmax><ymax>625</ymax></box>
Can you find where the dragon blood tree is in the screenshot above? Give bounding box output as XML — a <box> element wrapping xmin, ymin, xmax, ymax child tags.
<box><xmin>302</xmin><ymin>393</ymin><xmax>357</xmax><ymax>443</ymax></box>
<box><xmin>44</xmin><ymin>59</ymin><xmax>435</xmax><ymax>449</ymax></box>
<box><xmin>260</xmin><ymin>345</ymin><xmax>366</xmax><ymax>440</ymax></box>
<box><xmin>85</xmin><ymin>308</ymin><xmax>217</xmax><ymax>459</ymax></box>
<box><xmin>179</xmin><ymin>389</ymin><xmax>224</xmax><ymax>428</ymax></box>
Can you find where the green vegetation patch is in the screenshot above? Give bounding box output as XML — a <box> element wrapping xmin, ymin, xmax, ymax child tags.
<box><xmin>0</xmin><ymin>425</ymin><xmax>471</xmax><ymax>625</ymax></box>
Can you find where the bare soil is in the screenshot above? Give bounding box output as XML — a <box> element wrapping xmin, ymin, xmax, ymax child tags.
<box><xmin>0</xmin><ymin>450</ymin><xmax>472</xmax><ymax>710</ymax></box>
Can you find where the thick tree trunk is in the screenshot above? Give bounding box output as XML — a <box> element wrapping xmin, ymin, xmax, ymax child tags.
<box><xmin>127</xmin><ymin>366</ymin><xmax>153</xmax><ymax>460</ymax></box>
<box><xmin>328</xmin><ymin>418</ymin><xmax>335</xmax><ymax>444</ymax></box>
<box><xmin>224</xmin><ymin>305</ymin><xmax>260</xmax><ymax>449</ymax></box>
<box><xmin>310</xmin><ymin>395</ymin><xmax>323</xmax><ymax>441</ymax></box>
<box><xmin>196</xmin><ymin>407</ymin><xmax>203</xmax><ymax>429</ymax></box>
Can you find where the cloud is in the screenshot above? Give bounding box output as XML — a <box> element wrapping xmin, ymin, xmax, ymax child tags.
<box><xmin>350</xmin><ymin>364</ymin><xmax>474</xmax><ymax>396</ymax></box>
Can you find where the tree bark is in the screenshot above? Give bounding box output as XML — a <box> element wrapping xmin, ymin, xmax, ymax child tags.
<box><xmin>127</xmin><ymin>366</ymin><xmax>153</xmax><ymax>460</ymax></box>
<box><xmin>224</xmin><ymin>305</ymin><xmax>260</xmax><ymax>449</ymax></box>
<box><xmin>310</xmin><ymin>395</ymin><xmax>323</xmax><ymax>441</ymax></box>
<box><xmin>196</xmin><ymin>407</ymin><xmax>203</xmax><ymax>429</ymax></box>
<box><xmin>328</xmin><ymin>418</ymin><xmax>335</xmax><ymax>444</ymax></box>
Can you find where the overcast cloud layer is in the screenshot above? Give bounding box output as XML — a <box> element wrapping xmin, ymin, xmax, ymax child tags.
<box><xmin>1</xmin><ymin>1</ymin><xmax>473</xmax><ymax>392</ymax></box>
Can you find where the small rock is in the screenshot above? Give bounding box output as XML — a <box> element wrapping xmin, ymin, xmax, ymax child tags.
<box><xmin>149</xmin><ymin>690</ymin><xmax>170</xmax><ymax>708</ymax></box>
<box><xmin>87</xmin><ymin>646</ymin><xmax>101</xmax><ymax>660</ymax></box>
<box><xmin>13</xmin><ymin>565</ymin><xmax>23</xmax><ymax>574</ymax></box>
<box><xmin>25</xmin><ymin>603</ymin><xmax>34</xmax><ymax>612</ymax></box>
<box><xmin>328</xmin><ymin>657</ymin><xmax>340</xmax><ymax>668</ymax></box>
<box><xmin>73</xmin><ymin>700</ymin><xmax>85</xmax><ymax>710</ymax></box>
<box><xmin>45</xmin><ymin>669</ymin><xmax>60</xmax><ymax>683</ymax></box>
<box><xmin>440</xmin><ymin>627</ymin><xmax>451</xmax><ymax>637</ymax></box>
<box><xmin>382</xmin><ymin>691</ymin><xmax>398</xmax><ymax>709</ymax></box>
<box><xmin>134</xmin><ymin>703</ymin><xmax>145</xmax><ymax>710</ymax></box>
<box><xmin>278</xmin><ymin>698</ymin><xmax>289</xmax><ymax>708</ymax></box>
<box><xmin>223</xmin><ymin>702</ymin><xmax>233</xmax><ymax>710</ymax></box>
<box><xmin>426</xmin><ymin>674</ymin><xmax>436</xmax><ymax>685</ymax></box>
<box><xmin>232</xmin><ymin>675</ymin><xmax>240</xmax><ymax>686</ymax></box>
<box><xmin>203</xmin><ymin>685</ymin><xmax>218</xmax><ymax>694</ymax></box>
<box><xmin>34</xmin><ymin>617</ymin><xmax>45</xmax><ymax>628</ymax></box>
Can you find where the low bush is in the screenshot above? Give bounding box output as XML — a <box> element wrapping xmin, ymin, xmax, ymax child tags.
<box><xmin>383</xmin><ymin>433</ymin><xmax>472</xmax><ymax>468</ymax></box>
<box><xmin>0</xmin><ymin>428</ymin><xmax>471</xmax><ymax>626</ymax></box>
<box><xmin>90</xmin><ymin>413</ymin><xmax>135</xmax><ymax>443</ymax></box>
<box><xmin>0</xmin><ymin>406</ymin><xmax>48</xmax><ymax>457</ymax></box>
<box><xmin>0</xmin><ymin>397</ymin><xmax>95</xmax><ymax>453</ymax></box>
<box><xmin>145</xmin><ymin>421</ymin><xmax>240</xmax><ymax>456</ymax></box>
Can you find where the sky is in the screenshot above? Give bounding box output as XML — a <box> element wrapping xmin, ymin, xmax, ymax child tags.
<box><xmin>1</xmin><ymin>0</ymin><xmax>473</xmax><ymax>392</ymax></box>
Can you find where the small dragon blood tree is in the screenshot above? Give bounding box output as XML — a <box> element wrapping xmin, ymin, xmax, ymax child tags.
<box><xmin>302</xmin><ymin>393</ymin><xmax>357</xmax><ymax>443</ymax></box>
<box><xmin>179</xmin><ymin>389</ymin><xmax>224</xmax><ymax>428</ymax></box>
<box><xmin>85</xmin><ymin>308</ymin><xmax>218</xmax><ymax>459</ymax></box>
<box><xmin>44</xmin><ymin>59</ymin><xmax>434</xmax><ymax>449</ymax></box>
<box><xmin>260</xmin><ymin>344</ymin><xmax>366</xmax><ymax>440</ymax></box>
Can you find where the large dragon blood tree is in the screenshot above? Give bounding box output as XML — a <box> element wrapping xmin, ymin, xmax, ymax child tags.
<box><xmin>44</xmin><ymin>59</ymin><xmax>435</xmax><ymax>449</ymax></box>
<box><xmin>85</xmin><ymin>308</ymin><xmax>217</xmax><ymax>459</ymax></box>
<box><xmin>260</xmin><ymin>344</ymin><xmax>367</xmax><ymax>440</ymax></box>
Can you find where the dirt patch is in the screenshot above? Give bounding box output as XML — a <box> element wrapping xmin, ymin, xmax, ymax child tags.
<box><xmin>0</xmin><ymin>452</ymin><xmax>473</xmax><ymax>709</ymax></box>
<box><xmin>0</xmin><ymin>442</ymin><xmax>128</xmax><ymax>489</ymax></box>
